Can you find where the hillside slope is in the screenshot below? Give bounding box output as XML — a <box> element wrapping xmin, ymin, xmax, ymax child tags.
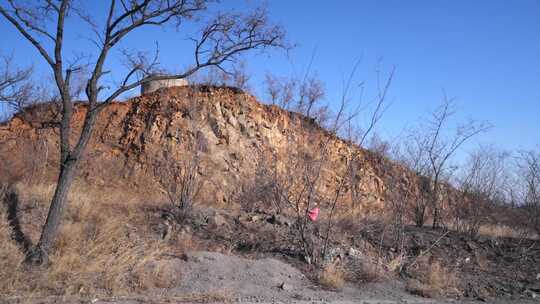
<box><xmin>1</xmin><ymin>86</ymin><xmax>539</xmax><ymax>303</ymax></box>
<box><xmin>0</xmin><ymin>85</ymin><xmax>421</xmax><ymax>212</ymax></box>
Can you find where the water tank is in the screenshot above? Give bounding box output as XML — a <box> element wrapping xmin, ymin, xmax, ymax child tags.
<box><xmin>140</xmin><ymin>78</ymin><xmax>188</xmax><ymax>95</ymax></box>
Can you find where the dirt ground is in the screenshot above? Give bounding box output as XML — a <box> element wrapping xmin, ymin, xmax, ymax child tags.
<box><xmin>173</xmin><ymin>207</ymin><xmax>540</xmax><ymax>295</ymax></box>
<box><xmin>1</xmin><ymin>201</ymin><xmax>539</xmax><ymax>304</ymax></box>
<box><xmin>2</xmin><ymin>249</ymin><xmax>538</xmax><ymax>304</ymax></box>
<box><xmin>103</xmin><ymin>206</ymin><xmax>538</xmax><ymax>304</ymax></box>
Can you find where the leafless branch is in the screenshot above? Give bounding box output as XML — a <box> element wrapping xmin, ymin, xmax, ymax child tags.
<box><xmin>0</xmin><ymin>55</ymin><xmax>33</xmax><ymax>112</ymax></box>
<box><xmin>398</xmin><ymin>96</ymin><xmax>491</xmax><ymax>228</ymax></box>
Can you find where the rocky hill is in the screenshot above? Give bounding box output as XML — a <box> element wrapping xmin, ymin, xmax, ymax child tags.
<box><xmin>0</xmin><ymin>85</ymin><xmax>424</xmax><ymax>213</ymax></box>
<box><xmin>2</xmin><ymin>86</ymin><xmax>539</xmax><ymax>303</ymax></box>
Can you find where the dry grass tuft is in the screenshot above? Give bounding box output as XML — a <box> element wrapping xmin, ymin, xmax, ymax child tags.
<box><xmin>354</xmin><ymin>257</ymin><xmax>384</xmax><ymax>283</ymax></box>
<box><xmin>426</xmin><ymin>261</ymin><xmax>457</xmax><ymax>293</ymax></box>
<box><xmin>406</xmin><ymin>259</ymin><xmax>459</xmax><ymax>298</ymax></box>
<box><xmin>318</xmin><ymin>262</ymin><xmax>345</xmax><ymax>290</ymax></box>
<box><xmin>386</xmin><ymin>253</ymin><xmax>406</xmax><ymax>274</ymax></box>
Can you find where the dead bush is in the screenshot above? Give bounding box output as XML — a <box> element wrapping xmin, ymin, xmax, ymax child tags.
<box><xmin>354</xmin><ymin>258</ymin><xmax>384</xmax><ymax>283</ymax></box>
<box><xmin>427</xmin><ymin>261</ymin><xmax>457</xmax><ymax>293</ymax></box>
<box><xmin>236</xmin><ymin>150</ymin><xmax>283</xmax><ymax>213</ymax></box>
<box><xmin>318</xmin><ymin>262</ymin><xmax>345</xmax><ymax>290</ymax></box>
<box><xmin>406</xmin><ymin>258</ymin><xmax>460</xmax><ymax>298</ymax></box>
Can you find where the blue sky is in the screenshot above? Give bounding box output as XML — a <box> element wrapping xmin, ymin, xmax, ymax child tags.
<box><xmin>1</xmin><ymin>0</ymin><xmax>539</xmax><ymax>156</ymax></box>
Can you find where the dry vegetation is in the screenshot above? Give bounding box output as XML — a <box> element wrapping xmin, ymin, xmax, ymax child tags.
<box><xmin>406</xmin><ymin>259</ymin><xmax>459</xmax><ymax>298</ymax></box>
<box><xmin>477</xmin><ymin>223</ymin><xmax>538</xmax><ymax>239</ymax></box>
<box><xmin>318</xmin><ymin>262</ymin><xmax>345</xmax><ymax>290</ymax></box>
<box><xmin>0</xmin><ymin>182</ymin><xmax>180</xmax><ymax>297</ymax></box>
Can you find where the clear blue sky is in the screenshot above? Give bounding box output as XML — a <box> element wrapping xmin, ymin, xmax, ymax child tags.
<box><xmin>1</xmin><ymin>1</ymin><xmax>539</xmax><ymax>156</ymax></box>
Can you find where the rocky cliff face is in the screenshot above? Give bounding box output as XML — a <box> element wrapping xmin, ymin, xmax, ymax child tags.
<box><xmin>0</xmin><ymin>86</ymin><xmax>424</xmax><ymax>213</ymax></box>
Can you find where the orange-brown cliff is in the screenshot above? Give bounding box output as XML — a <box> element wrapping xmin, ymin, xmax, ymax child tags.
<box><xmin>0</xmin><ymin>86</ymin><xmax>426</xmax><ymax>213</ymax></box>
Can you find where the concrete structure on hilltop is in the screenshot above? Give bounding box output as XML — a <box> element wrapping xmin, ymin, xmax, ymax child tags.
<box><xmin>141</xmin><ymin>77</ymin><xmax>188</xmax><ymax>95</ymax></box>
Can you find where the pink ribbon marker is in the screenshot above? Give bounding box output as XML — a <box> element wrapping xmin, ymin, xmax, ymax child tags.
<box><xmin>307</xmin><ymin>207</ymin><xmax>320</xmax><ymax>221</ymax></box>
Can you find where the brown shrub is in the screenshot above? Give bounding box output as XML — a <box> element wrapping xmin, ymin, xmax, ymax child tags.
<box><xmin>355</xmin><ymin>259</ymin><xmax>383</xmax><ymax>283</ymax></box>
<box><xmin>427</xmin><ymin>261</ymin><xmax>457</xmax><ymax>293</ymax></box>
<box><xmin>318</xmin><ymin>262</ymin><xmax>345</xmax><ymax>290</ymax></box>
<box><xmin>406</xmin><ymin>259</ymin><xmax>459</xmax><ymax>298</ymax></box>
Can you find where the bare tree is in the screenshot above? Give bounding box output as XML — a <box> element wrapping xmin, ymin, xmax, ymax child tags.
<box><xmin>277</xmin><ymin>134</ymin><xmax>327</xmax><ymax>264</ymax></box>
<box><xmin>264</xmin><ymin>73</ymin><xmax>297</xmax><ymax>110</ymax></box>
<box><xmin>395</xmin><ymin>134</ymin><xmax>429</xmax><ymax>227</ymax></box>
<box><xmin>0</xmin><ymin>0</ymin><xmax>286</xmax><ymax>265</ymax></box>
<box><xmin>230</xmin><ymin>60</ymin><xmax>251</xmax><ymax>91</ymax></box>
<box><xmin>253</xmin><ymin>62</ymin><xmax>395</xmax><ymax>266</ymax></box>
<box><xmin>263</xmin><ymin>72</ymin><xmax>326</xmax><ymax>123</ymax></box>
<box><xmin>452</xmin><ymin>145</ymin><xmax>509</xmax><ymax>237</ymax></box>
<box><xmin>400</xmin><ymin>96</ymin><xmax>491</xmax><ymax>228</ymax></box>
<box><xmin>366</xmin><ymin>132</ymin><xmax>392</xmax><ymax>158</ymax></box>
<box><xmin>297</xmin><ymin>74</ymin><xmax>325</xmax><ymax>118</ymax></box>
<box><xmin>187</xmin><ymin>60</ymin><xmax>251</xmax><ymax>91</ymax></box>
<box><xmin>339</xmin><ymin>63</ymin><xmax>394</xmax><ymax>215</ymax></box>
<box><xmin>517</xmin><ymin>148</ymin><xmax>540</xmax><ymax>233</ymax></box>
<box><xmin>382</xmin><ymin>167</ymin><xmax>411</xmax><ymax>253</ymax></box>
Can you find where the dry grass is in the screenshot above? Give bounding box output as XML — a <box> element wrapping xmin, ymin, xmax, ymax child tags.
<box><xmin>0</xmin><ymin>208</ymin><xmax>26</xmax><ymax>295</ymax></box>
<box><xmin>478</xmin><ymin>223</ymin><xmax>538</xmax><ymax>240</ymax></box>
<box><xmin>332</xmin><ymin>218</ymin><xmax>401</xmax><ymax>283</ymax></box>
<box><xmin>406</xmin><ymin>259</ymin><xmax>459</xmax><ymax>298</ymax></box>
<box><xmin>352</xmin><ymin>256</ymin><xmax>385</xmax><ymax>283</ymax></box>
<box><xmin>0</xmin><ymin>181</ymin><xmax>178</xmax><ymax>297</ymax></box>
<box><xmin>318</xmin><ymin>262</ymin><xmax>345</xmax><ymax>290</ymax></box>
<box><xmin>386</xmin><ymin>253</ymin><xmax>406</xmax><ymax>273</ymax></box>
<box><xmin>426</xmin><ymin>261</ymin><xmax>457</xmax><ymax>293</ymax></box>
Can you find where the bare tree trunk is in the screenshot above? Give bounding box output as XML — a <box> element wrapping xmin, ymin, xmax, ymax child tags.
<box><xmin>414</xmin><ymin>205</ymin><xmax>426</xmax><ymax>227</ymax></box>
<box><xmin>432</xmin><ymin>206</ymin><xmax>441</xmax><ymax>229</ymax></box>
<box><xmin>431</xmin><ymin>174</ymin><xmax>442</xmax><ymax>229</ymax></box>
<box><xmin>26</xmin><ymin>158</ymin><xmax>77</xmax><ymax>265</ymax></box>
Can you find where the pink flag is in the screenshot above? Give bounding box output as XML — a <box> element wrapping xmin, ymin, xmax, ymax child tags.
<box><xmin>307</xmin><ymin>207</ymin><xmax>320</xmax><ymax>221</ymax></box>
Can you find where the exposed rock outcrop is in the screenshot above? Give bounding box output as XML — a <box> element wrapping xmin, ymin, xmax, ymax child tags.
<box><xmin>0</xmin><ymin>86</ymin><xmax>425</xmax><ymax>212</ymax></box>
